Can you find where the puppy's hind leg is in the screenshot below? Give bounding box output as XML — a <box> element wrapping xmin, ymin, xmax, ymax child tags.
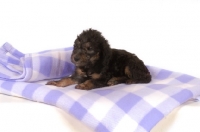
<box><xmin>125</xmin><ymin>66</ymin><xmax>151</xmax><ymax>84</ymax></box>
<box><xmin>107</xmin><ymin>76</ymin><xmax>128</xmax><ymax>86</ymax></box>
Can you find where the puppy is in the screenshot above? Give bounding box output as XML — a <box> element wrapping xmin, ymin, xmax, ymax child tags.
<box><xmin>46</xmin><ymin>29</ymin><xmax>151</xmax><ymax>90</ymax></box>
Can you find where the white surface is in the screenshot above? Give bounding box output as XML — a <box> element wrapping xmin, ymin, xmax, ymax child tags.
<box><xmin>152</xmin><ymin>101</ymin><xmax>200</xmax><ymax>132</ymax></box>
<box><xmin>0</xmin><ymin>94</ymin><xmax>92</xmax><ymax>132</ymax></box>
<box><xmin>0</xmin><ymin>0</ymin><xmax>200</xmax><ymax>132</ymax></box>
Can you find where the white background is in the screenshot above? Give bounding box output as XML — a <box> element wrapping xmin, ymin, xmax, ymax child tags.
<box><xmin>0</xmin><ymin>0</ymin><xmax>200</xmax><ymax>78</ymax></box>
<box><xmin>0</xmin><ymin>1</ymin><xmax>200</xmax><ymax>132</ymax></box>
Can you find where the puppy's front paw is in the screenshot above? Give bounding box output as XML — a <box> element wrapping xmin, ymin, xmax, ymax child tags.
<box><xmin>107</xmin><ymin>77</ymin><xmax>118</xmax><ymax>86</ymax></box>
<box><xmin>75</xmin><ymin>84</ymin><xmax>86</xmax><ymax>90</ymax></box>
<box><xmin>46</xmin><ymin>77</ymin><xmax>77</xmax><ymax>87</ymax></box>
<box><xmin>46</xmin><ymin>81</ymin><xmax>66</xmax><ymax>87</ymax></box>
<box><xmin>75</xmin><ymin>84</ymin><xmax>91</xmax><ymax>90</ymax></box>
<box><xmin>107</xmin><ymin>80</ymin><xmax>118</xmax><ymax>86</ymax></box>
<box><xmin>46</xmin><ymin>81</ymin><xmax>58</xmax><ymax>86</ymax></box>
<box><xmin>75</xmin><ymin>80</ymin><xmax>93</xmax><ymax>90</ymax></box>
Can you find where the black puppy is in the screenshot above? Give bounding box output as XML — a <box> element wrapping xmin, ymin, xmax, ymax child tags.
<box><xmin>46</xmin><ymin>29</ymin><xmax>151</xmax><ymax>90</ymax></box>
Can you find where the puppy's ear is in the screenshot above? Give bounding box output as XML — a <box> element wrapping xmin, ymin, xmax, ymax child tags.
<box><xmin>101</xmin><ymin>41</ymin><xmax>112</xmax><ymax>73</ymax></box>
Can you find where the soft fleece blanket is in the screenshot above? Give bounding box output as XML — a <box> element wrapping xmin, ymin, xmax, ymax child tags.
<box><xmin>0</xmin><ymin>42</ymin><xmax>200</xmax><ymax>132</ymax></box>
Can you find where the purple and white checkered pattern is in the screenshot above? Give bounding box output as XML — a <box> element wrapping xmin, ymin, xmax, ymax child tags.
<box><xmin>0</xmin><ymin>42</ymin><xmax>74</xmax><ymax>81</ymax></box>
<box><xmin>0</xmin><ymin>43</ymin><xmax>200</xmax><ymax>132</ymax></box>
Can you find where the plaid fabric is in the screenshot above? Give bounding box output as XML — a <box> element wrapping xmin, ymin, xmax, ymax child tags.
<box><xmin>0</xmin><ymin>42</ymin><xmax>74</xmax><ymax>81</ymax></box>
<box><xmin>0</xmin><ymin>43</ymin><xmax>200</xmax><ymax>132</ymax></box>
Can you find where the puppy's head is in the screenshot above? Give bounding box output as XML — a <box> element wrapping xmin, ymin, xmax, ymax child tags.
<box><xmin>71</xmin><ymin>29</ymin><xmax>111</xmax><ymax>68</ymax></box>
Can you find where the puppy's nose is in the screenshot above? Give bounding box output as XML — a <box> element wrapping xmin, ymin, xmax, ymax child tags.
<box><xmin>74</xmin><ymin>56</ymin><xmax>80</xmax><ymax>62</ymax></box>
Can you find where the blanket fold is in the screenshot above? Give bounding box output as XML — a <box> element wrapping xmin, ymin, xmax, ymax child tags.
<box><xmin>0</xmin><ymin>42</ymin><xmax>75</xmax><ymax>82</ymax></box>
<box><xmin>0</xmin><ymin>42</ymin><xmax>200</xmax><ymax>132</ymax></box>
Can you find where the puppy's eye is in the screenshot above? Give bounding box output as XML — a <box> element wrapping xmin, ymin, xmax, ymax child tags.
<box><xmin>87</xmin><ymin>47</ymin><xmax>92</xmax><ymax>51</ymax></box>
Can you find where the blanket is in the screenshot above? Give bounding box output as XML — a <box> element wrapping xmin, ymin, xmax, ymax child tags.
<box><xmin>0</xmin><ymin>42</ymin><xmax>74</xmax><ymax>82</ymax></box>
<box><xmin>0</xmin><ymin>42</ymin><xmax>200</xmax><ymax>132</ymax></box>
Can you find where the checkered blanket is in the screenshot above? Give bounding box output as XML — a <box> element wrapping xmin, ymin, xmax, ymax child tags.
<box><xmin>0</xmin><ymin>42</ymin><xmax>200</xmax><ymax>132</ymax></box>
<box><xmin>0</xmin><ymin>42</ymin><xmax>74</xmax><ymax>81</ymax></box>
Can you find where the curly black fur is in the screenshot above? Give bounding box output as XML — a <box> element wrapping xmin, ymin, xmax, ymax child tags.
<box><xmin>46</xmin><ymin>29</ymin><xmax>151</xmax><ymax>90</ymax></box>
